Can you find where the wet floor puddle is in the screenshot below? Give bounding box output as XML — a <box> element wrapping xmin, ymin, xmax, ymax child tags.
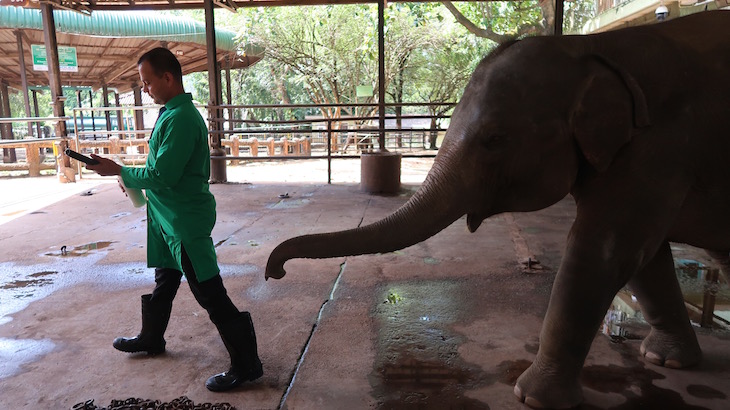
<box><xmin>267</xmin><ymin>198</ymin><xmax>311</xmax><ymax>209</ymax></box>
<box><xmin>580</xmin><ymin>361</ymin><xmax>722</xmax><ymax>409</ymax></box>
<box><xmin>370</xmin><ymin>280</ymin><xmax>489</xmax><ymax>408</ymax></box>
<box><xmin>43</xmin><ymin>241</ymin><xmax>116</xmax><ymax>257</ymax></box>
<box><xmin>0</xmin><ymin>338</ymin><xmax>55</xmax><ymax>379</ymax></box>
<box><xmin>0</xmin><ymin>271</ymin><xmax>57</xmax><ymax>291</ymax></box>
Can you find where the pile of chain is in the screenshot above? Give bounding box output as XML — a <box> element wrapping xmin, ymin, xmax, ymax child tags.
<box><xmin>72</xmin><ymin>396</ymin><xmax>236</xmax><ymax>410</ymax></box>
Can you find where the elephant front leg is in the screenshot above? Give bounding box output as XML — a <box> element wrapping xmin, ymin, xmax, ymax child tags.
<box><xmin>514</xmin><ymin>243</ymin><xmax>626</xmax><ymax>409</ymax></box>
<box><xmin>629</xmin><ymin>241</ymin><xmax>701</xmax><ymax>369</ymax></box>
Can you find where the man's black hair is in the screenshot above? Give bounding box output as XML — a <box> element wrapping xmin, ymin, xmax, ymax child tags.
<box><xmin>137</xmin><ymin>47</ymin><xmax>183</xmax><ymax>84</ymax></box>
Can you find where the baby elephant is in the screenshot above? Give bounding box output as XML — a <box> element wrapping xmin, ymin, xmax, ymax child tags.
<box><xmin>266</xmin><ymin>11</ymin><xmax>730</xmax><ymax>408</ymax></box>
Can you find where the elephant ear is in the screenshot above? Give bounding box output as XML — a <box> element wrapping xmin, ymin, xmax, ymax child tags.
<box><xmin>571</xmin><ymin>56</ymin><xmax>650</xmax><ymax>172</ymax></box>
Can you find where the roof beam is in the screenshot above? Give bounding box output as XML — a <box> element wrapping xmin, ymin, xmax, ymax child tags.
<box><xmin>99</xmin><ymin>39</ymin><xmax>158</xmax><ymax>84</ymax></box>
<box><xmin>45</xmin><ymin>0</ymin><xmax>445</xmax><ymax>12</ymax></box>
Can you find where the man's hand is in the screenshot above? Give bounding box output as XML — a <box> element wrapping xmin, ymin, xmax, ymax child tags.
<box><xmin>86</xmin><ymin>154</ymin><xmax>122</xmax><ymax>176</ymax></box>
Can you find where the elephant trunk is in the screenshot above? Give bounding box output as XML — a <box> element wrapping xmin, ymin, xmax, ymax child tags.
<box><xmin>265</xmin><ymin>162</ymin><xmax>469</xmax><ymax>280</ymax></box>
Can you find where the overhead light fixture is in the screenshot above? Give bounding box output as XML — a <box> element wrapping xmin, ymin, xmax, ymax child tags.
<box><xmin>175</xmin><ymin>50</ymin><xmax>184</xmax><ymax>56</ymax></box>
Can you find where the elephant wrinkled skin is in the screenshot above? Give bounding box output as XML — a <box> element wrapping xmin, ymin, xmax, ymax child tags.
<box><xmin>266</xmin><ymin>11</ymin><xmax>730</xmax><ymax>409</ymax></box>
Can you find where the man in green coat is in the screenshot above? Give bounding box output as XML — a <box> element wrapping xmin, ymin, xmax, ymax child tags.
<box><xmin>87</xmin><ymin>47</ymin><xmax>262</xmax><ymax>392</ymax></box>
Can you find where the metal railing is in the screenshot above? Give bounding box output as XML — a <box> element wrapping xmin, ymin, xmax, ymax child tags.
<box><xmin>1</xmin><ymin>102</ymin><xmax>455</xmax><ymax>182</ymax></box>
<box><xmin>208</xmin><ymin>102</ymin><xmax>454</xmax><ymax>183</ymax></box>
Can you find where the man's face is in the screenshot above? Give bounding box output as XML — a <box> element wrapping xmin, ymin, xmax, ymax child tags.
<box><xmin>138</xmin><ymin>61</ymin><xmax>171</xmax><ymax>105</ymax></box>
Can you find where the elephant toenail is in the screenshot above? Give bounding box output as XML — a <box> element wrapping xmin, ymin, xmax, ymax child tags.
<box><xmin>644</xmin><ymin>351</ymin><xmax>664</xmax><ymax>365</ymax></box>
<box><xmin>525</xmin><ymin>396</ymin><xmax>547</xmax><ymax>408</ymax></box>
<box><xmin>514</xmin><ymin>385</ymin><xmax>524</xmax><ymax>401</ymax></box>
<box><xmin>664</xmin><ymin>359</ymin><xmax>682</xmax><ymax>369</ymax></box>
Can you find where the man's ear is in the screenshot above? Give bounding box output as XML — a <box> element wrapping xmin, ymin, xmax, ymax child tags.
<box><xmin>162</xmin><ymin>72</ymin><xmax>174</xmax><ymax>85</ymax></box>
<box><xmin>570</xmin><ymin>56</ymin><xmax>650</xmax><ymax>172</ymax></box>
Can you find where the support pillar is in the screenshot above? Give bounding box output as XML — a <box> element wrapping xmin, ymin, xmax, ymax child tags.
<box><xmin>225</xmin><ymin>56</ymin><xmax>234</xmax><ymax>132</ymax></box>
<box><xmin>40</xmin><ymin>2</ymin><xmax>71</xmax><ymax>183</ymax></box>
<box><xmin>132</xmin><ymin>85</ymin><xmax>144</xmax><ymax>155</ymax></box>
<box><xmin>76</xmin><ymin>89</ymin><xmax>84</xmax><ymax>135</ymax></box>
<box><xmin>377</xmin><ymin>0</ymin><xmax>385</xmax><ymax>150</ymax></box>
<box><xmin>1</xmin><ymin>80</ymin><xmax>17</xmax><ymax>162</ymax></box>
<box><xmin>132</xmin><ymin>85</ymin><xmax>144</xmax><ymax>134</ymax></box>
<box><xmin>16</xmin><ymin>31</ymin><xmax>33</xmax><ymax>138</ymax></box>
<box><xmin>205</xmin><ymin>0</ymin><xmax>227</xmax><ymax>183</ymax></box>
<box><xmin>102</xmin><ymin>84</ymin><xmax>111</xmax><ymax>138</ymax></box>
<box><xmin>554</xmin><ymin>0</ymin><xmax>564</xmax><ymax>36</ymax></box>
<box><xmin>32</xmin><ymin>90</ymin><xmax>42</xmax><ymax>138</ymax></box>
<box><xmin>114</xmin><ymin>91</ymin><xmax>123</xmax><ymax>136</ymax></box>
<box><xmin>360</xmin><ymin>0</ymin><xmax>401</xmax><ymax>195</ymax></box>
<box><xmin>701</xmin><ymin>268</ymin><xmax>720</xmax><ymax>328</ymax></box>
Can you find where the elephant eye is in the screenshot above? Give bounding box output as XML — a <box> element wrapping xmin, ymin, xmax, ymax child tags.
<box><xmin>482</xmin><ymin>134</ymin><xmax>507</xmax><ymax>149</ymax></box>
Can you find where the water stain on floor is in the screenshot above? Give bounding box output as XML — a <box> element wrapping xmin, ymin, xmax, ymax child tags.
<box><xmin>0</xmin><ymin>271</ymin><xmax>57</xmax><ymax>291</ymax></box>
<box><xmin>0</xmin><ymin>337</ymin><xmax>55</xmax><ymax>379</ymax></box>
<box><xmin>44</xmin><ymin>241</ymin><xmax>115</xmax><ymax>257</ymax></box>
<box><xmin>686</xmin><ymin>384</ymin><xmax>726</xmax><ymax>400</ymax></box>
<box><xmin>581</xmin><ymin>363</ymin><xmax>709</xmax><ymax>409</ymax></box>
<box><xmin>370</xmin><ymin>280</ymin><xmax>489</xmax><ymax>409</ymax></box>
<box><xmin>267</xmin><ymin>198</ymin><xmax>311</xmax><ymax>209</ymax></box>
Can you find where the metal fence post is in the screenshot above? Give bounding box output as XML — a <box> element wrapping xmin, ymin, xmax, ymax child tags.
<box><xmin>327</xmin><ymin>118</ymin><xmax>332</xmax><ymax>184</ymax></box>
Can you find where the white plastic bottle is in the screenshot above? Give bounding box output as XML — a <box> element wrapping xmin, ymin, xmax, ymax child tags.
<box><xmin>117</xmin><ymin>176</ymin><xmax>146</xmax><ymax>208</ymax></box>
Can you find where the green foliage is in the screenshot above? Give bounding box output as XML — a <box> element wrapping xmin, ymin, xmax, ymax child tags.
<box><xmin>2</xmin><ymin>3</ymin><xmax>596</xmax><ymax>131</ymax></box>
<box><xmin>564</xmin><ymin>0</ymin><xmax>597</xmax><ymax>34</ymax></box>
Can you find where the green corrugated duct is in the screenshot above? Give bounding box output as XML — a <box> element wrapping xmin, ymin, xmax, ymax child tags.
<box><xmin>0</xmin><ymin>6</ymin><xmax>237</xmax><ymax>51</ymax></box>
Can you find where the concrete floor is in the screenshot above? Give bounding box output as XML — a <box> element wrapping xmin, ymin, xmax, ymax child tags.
<box><xmin>1</xmin><ymin>159</ymin><xmax>729</xmax><ymax>409</ymax></box>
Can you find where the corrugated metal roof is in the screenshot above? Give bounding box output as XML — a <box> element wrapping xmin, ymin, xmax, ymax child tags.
<box><xmin>0</xmin><ymin>6</ymin><xmax>261</xmax><ymax>93</ymax></box>
<box><xmin>0</xmin><ymin>6</ymin><xmax>236</xmax><ymax>51</ymax></box>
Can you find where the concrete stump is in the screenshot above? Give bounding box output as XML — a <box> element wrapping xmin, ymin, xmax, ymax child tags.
<box><xmin>360</xmin><ymin>151</ymin><xmax>401</xmax><ymax>194</ymax></box>
<box><xmin>209</xmin><ymin>147</ymin><xmax>227</xmax><ymax>183</ymax></box>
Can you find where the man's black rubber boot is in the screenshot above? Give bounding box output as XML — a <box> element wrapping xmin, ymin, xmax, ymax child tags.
<box><xmin>113</xmin><ymin>294</ymin><xmax>169</xmax><ymax>355</ymax></box>
<box><xmin>206</xmin><ymin>311</ymin><xmax>263</xmax><ymax>392</ymax></box>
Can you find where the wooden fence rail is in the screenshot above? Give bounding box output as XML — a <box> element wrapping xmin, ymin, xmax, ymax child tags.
<box><xmin>0</xmin><ymin>136</ymin><xmax>312</xmax><ymax>176</ymax></box>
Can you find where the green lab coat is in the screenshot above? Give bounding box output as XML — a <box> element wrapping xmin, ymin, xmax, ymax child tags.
<box><xmin>120</xmin><ymin>93</ymin><xmax>219</xmax><ymax>281</ymax></box>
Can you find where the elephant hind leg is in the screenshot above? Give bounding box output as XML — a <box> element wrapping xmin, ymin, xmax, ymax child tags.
<box><xmin>628</xmin><ymin>241</ymin><xmax>701</xmax><ymax>369</ymax></box>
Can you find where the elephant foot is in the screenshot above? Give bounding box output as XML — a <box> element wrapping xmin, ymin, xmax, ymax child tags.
<box><xmin>640</xmin><ymin>328</ymin><xmax>701</xmax><ymax>369</ymax></box>
<box><xmin>514</xmin><ymin>361</ymin><xmax>583</xmax><ymax>409</ymax></box>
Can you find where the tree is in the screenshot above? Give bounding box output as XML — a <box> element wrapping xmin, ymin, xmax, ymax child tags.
<box><xmin>383</xmin><ymin>3</ymin><xmax>443</xmax><ymax>146</ymax></box>
<box><xmin>413</xmin><ymin>28</ymin><xmax>489</xmax><ymax>149</ymax></box>
<box><xmin>239</xmin><ymin>5</ymin><xmax>381</xmax><ymax>125</ymax></box>
<box><xmin>440</xmin><ymin>0</ymin><xmax>595</xmax><ymax>41</ymax></box>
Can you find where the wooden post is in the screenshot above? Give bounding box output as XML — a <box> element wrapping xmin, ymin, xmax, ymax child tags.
<box><xmin>32</xmin><ymin>90</ymin><xmax>42</xmax><ymax>138</ymax></box>
<box><xmin>1</xmin><ymin>80</ymin><xmax>16</xmax><ymax>163</ymax></box>
<box><xmin>701</xmin><ymin>268</ymin><xmax>720</xmax><ymax>328</ymax></box>
<box><xmin>230</xmin><ymin>135</ymin><xmax>240</xmax><ymax>165</ymax></box>
<box><xmin>266</xmin><ymin>137</ymin><xmax>275</xmax><ymax>156</ymax></box>
<box><xmin>132</xmin><ymin>85</ymin><xmax>144</xmax><ymax>135</ymax></box>
<box><xmin>76</xmin><ymin>89</ymin><xmax>84</xmax><ymax>134</ymax></box>
<box><xmin>225</xmin><ymin>56</ymin><xmax>234</xmax><ymax>132</ymax></box>
<box><xmin>205</xmin><ymin>0</ymin><xmax>227</xmax><ymax>183</ymax></box>
<box><xmin>250</xmin><ymin>137</ymin><xmax>258</xmax><ymax>157</ymax></box>
<box><xmin>377</xmin><ymin>0</ymin><xmax>385</xmax><ymax>151</ymax></box>
<box><xmin>16</xmin><ymin>31</ymin><xmax>33</xmax><ymax>138</ymax></box>
<box><xmin>102</xmin><ymin>84</ymin><xmax>111</xmax><ymax>137</ymax></box>
<box><xmin>554</xmin><ymin>0</ymin><xmax>564</xmax><ymax>36</ymax></box>
<box><xmin>40</xmin><ymin>1</ymin><xmax>71</xmax><ymax>178</ymax></box>
<box><xmin>88</xmin><ymin>89</ymin><xmax>97</xmax><ymax>136</ymax></box>
<box><xmin>114</xmin><ymin>92</ymin><xmax>123</xmax><ymax>138</ymax></box>
<box><xmin>26</xmin><ymin>141</ymin><xmax>41</xmax><ymax>176</ymax></box>
<box><xmin>280</xmin><ymin>137</ymin><xmax>289</xmax><ymax>156</ymax></box>
<box><xmin>109</xmin><ymin>136</ymin><xmax>120</xmax><ymax>156</ymax></box>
